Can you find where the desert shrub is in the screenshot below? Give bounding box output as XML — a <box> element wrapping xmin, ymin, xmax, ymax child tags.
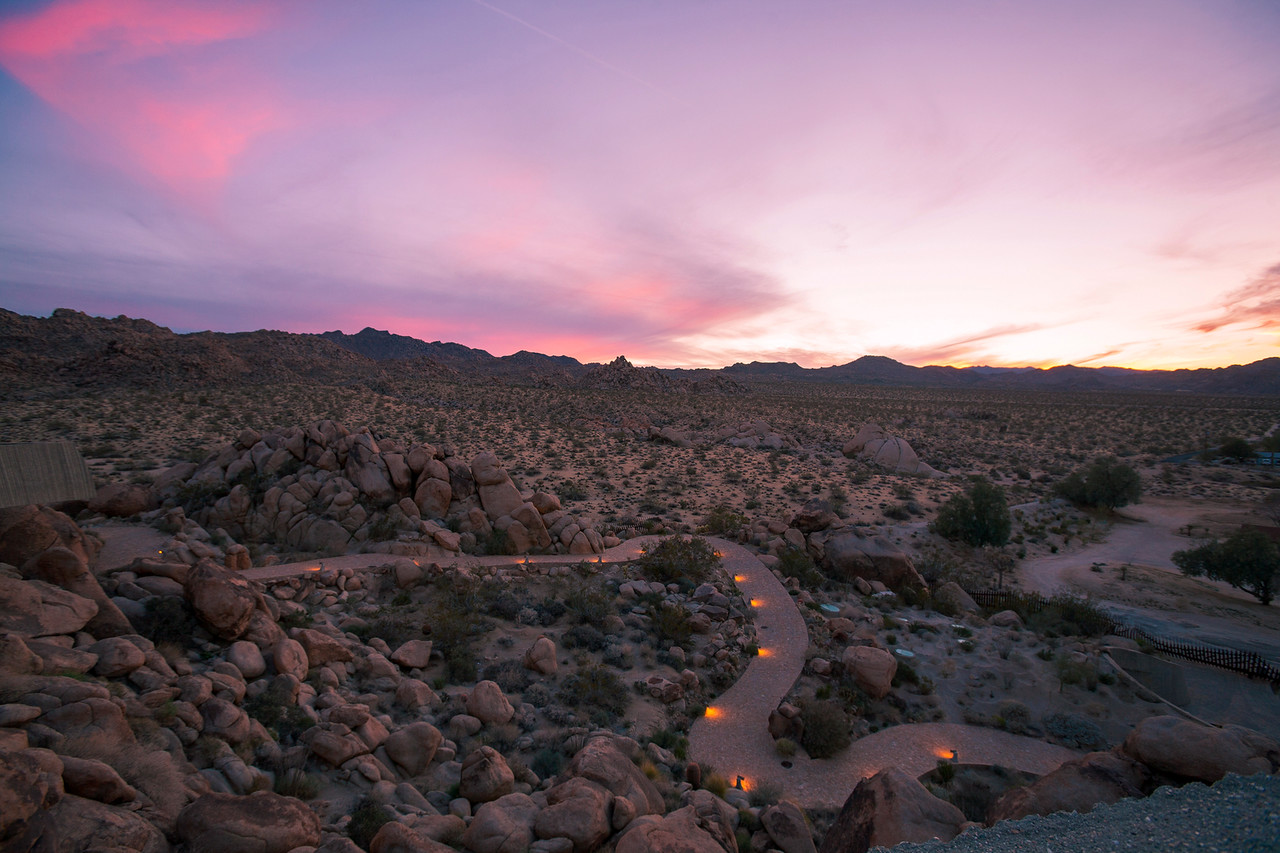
<box><xmin>700</xmin><ymin>505</ymin><xmax>746</xmax><ymax>536</ymax></box>
<box><xmin>1027</xmin><ymin>595</ymin><xmax>1113</xmax><ymax>637</ymax></box>
<box><xmin>1043</xmin><ymin>712</ymin><xmax>1107</xmax><ymax>750</ymax></box>
<box><xmin>1218</xmin><ymin>436</ymin><xmax>1255</xmax><ymax>462</ymax></box>
<box><xmin>1054</xmin><ymin>457</ymin><xmax>1141</xmax><ymax>510</ymax></box>
<box><xmin>531</xmin><ymin>747</ymin><xmax>565</xmax><ymax>780</ymax></box>
<box><xmin>800</xmin><ymin>699</ymin><xmax>851</xmax><ymax>759</ymax></box>
<box><xmin>884</xmin><ymin>503</ymin><xmax>911</xmax><ymax>521</ymax></box>
<box><xmin>774</xmin><ymin>737</ymin><xmax>797</xmax><ymax>758</ymax></box>
<box><xmin>932</xmin><ymin>478</ymin><xmax>1011</xmax><ymax>547</ymax></box>
<box><xmin>176</xmin><ymin>479</ymin><xmax>230</xmax><ymax>515</ymax></box>
<box><xmin>892</xmin><ymin>660</ymin><xmax>919</xmax><ymax>687</ymax></box>
<box><xmin>996</xmin><ymin>700</ymin><xmax>1031</xmax><ymax>734</ymax></box>
<box><xmin>484</xmin><ymin>589</ymin><xmax>534</xmax><ymax>621</ymax></box>
<box><xmin>536</xmin><ymin>597</ymin><xmax>568</xmax><ymax>624</ymax></box>
<box><xmin>562</xmin><ymin>624</ymin><xmax>607</xmax><ymax>651</ymax></box>
<box><xmin>652</xmin><ymin>602</ymin><xmax>692</xmax><ymax>645</ymax></box>
<box><xmin>636</xmin><ymin>536</ymin><xmax>720</xmax><ymax>586</ymax></box>
<box><xmin>278</xmin><ymin>608</ymin><xmax>313</xmax><ymax>631</ymax></box>
<box><xmin>649</xmin><ymin>728</ymin><xmax>689</xmax><ymax>760</ymax></box>
<box><xmin>275</xmin><ymin>768</ymin><xmax>321</xmax><ymax>799</ymax></box>
<box><xmin>559</xmin><ymin>663</ymin><xmax>628</xmax><ymax>724</ymax></box>
<box><xmin>476</xmin><ymin>528</ymin><xmax>516</xmax><ymax>556</ymax></box>
<box><xmin>1054</xmin><ymin>654</ymin><xmax>1099</xmax><ymax>691</ymax></box>
<box><xmin>349</xmin><ymin>613</ymin><xmax>417</xmax><ymax>647</ymax></box>
<box><xmin>564</xmin><ymin>577</ymin><xmax>613</xmax><ymax>624</ymax></box>
<box><xmin>134</xmin><ymin>596</ymin><xmax>199</xmax><ymax>646</ymax></box>
<box><xmin>445</xmin><ymin>645</ymin><xmax>477</xmax><ymax>683</ymax></box>
<box><xmin>348</xmin><ymin>798</ymin><xmax>393</xmax><ymax>850</ymax></box>
<box><xmin>244</xmin><ymin>681</ymin><xmax>313</xmax><ymax>744</ymax></box>
<box><xmin>481</xmin><ymin>659</ymin><xmax>533</xmax><ymax>693</ymax></box>
<box><xmin>704</xmin><ymin>771</ymin><xmax>728</xmax><ymax>798</ymax></box>
<box><xmin>560</xmin><ymin>481</ymin><xmax>588</xmax><ymax>501</ymax></box>
<box><xmin>777</xmin><ymin>547</ymin><xmax>823</xmax><ymax>587</ymax></box>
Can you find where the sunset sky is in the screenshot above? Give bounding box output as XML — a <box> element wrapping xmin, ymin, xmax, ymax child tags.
<box><xmin>1</xmin><ymin>0</ymin><xmax>1278</xmax><ymax>369</ymax></box>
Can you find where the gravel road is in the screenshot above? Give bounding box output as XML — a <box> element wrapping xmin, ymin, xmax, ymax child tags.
<box><xmin>878</xmin><ymin>774</ymin><xmax>1280</xmax><ymax>853</ymax></box>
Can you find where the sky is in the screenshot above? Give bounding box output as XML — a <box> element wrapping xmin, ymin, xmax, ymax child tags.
<box><xmin>1</xmin><ymin>0</ymin><xmax>1278</xmax><ymax>370</ymax></box>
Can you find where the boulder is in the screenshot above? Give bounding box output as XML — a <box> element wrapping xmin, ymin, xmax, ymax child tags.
<box><xmin>228</xmin><ymin>640</ymin><xmax>266</xmax><ymax>678</ymax></box>
<box><xmin>176</xmin><ymin>790</ymin><xmax>321</xmax><ymax>853</ymax></box>
<box><xmin>47</xmin><ymin>793</ymin><xmax>168</xmax><ymax>853</ymax></box>
<box><xmin>466</xmin><ymin>681</ymin><xmax>514</xmax><ymax>725</ymax></box>
<box><xmin>0</xmin><ymin>631</ymin><xmax>44</xmax><ymax>675</ymax></box>
<box><xmin>932</xmin><ymin>582</ymin><xmax>979</xmax><ymax>614</ymax></box>
<box><xmin>294</xmin><ymin>628</ymin><xmax>353</xmax><ymax>665</ymax></box>
<box><xmin>414</xmin><ymin>478</ymin><xmax>452</xmax><ymax>520</ymax></box>
<box><xmin>567</xmin><ymin>736</ymin><xmax>664</xmax><ymax>817</ymax></box>
<box><xmin>842</xmin><ymin>424</ymin><xmax>943</xmax><ymax>478</ymax></box>
<box><xmin>614</xmin><ymin>803</ymin><xmax>730</xmax><ymax>853</ymax></box>
<box><xmin>40</xmin><ymin>697</ymin><xmax>135</xmax><ymax>744</ymax></box>
<box><xmin>21</xmin><ymin>546</ymin><xmax>133</xmax><ymax>637</ymax></box>
<box><xmin>0</xmin><ymin>575</ymin><xmax>98</xmax><ymax>637</ymax></box>
<box><xmin>792</xmin><ymin>500</ymin><xmax>838</xmax><ymax>534</ymax></box>
<box><xmin>989</xmin><ymin>610</ymin><xmax>1023</xmax><ymax>628</ymax></box>
<box><xmin>762</xmin><ymin>800</ymin><xmax>817</xmax><ymax>853</ymax></box>
<box><xmin>817</xmin><ymin>767</ymin><xmax>965</xmax><ymax>853</ymax></box>
<box><xmin>184</xmin><ymin>560</ymin><xmax>257</xmax><ymax>640</ymax></box>
<box><xmin>89</xmin><ymin>483</ymin><xmax>158</xmax><ymax>518</ymax></box>
<box><xmin>370</xmin><ymin>821</ymin><xmax>455</xmax><ymax>853</ymax></box>
<box><xmin>59</xmin><ymin>755</ymin><xmax>136</xmax><ymax>804</ymax></box>
<box><xmin>272</xmin><ymin>639</ymin><xmax>310</xmax><ymax>680</ymax></box>
<box><xmin>989</xmin><ymin>751</ymin><xmax>1152</xmax><ymax>822</ymax></box>
<box><xmin>462</xmin><ymin>792</ymin><xmax>540</xmax><ymax>853</ymax></box>
<box><xmin>823</xmin><ymin>532</ymin><xmax>926</xmax><ymax>591</ymax></box>
<box><xmin>390</xmin><ymin>640</ymin><xmax>433</xmax><ymax>670</ymax></box>
<box><xmin>0</xmin><ymin>748</ymin><xmax>53</xmax><ymax>839</ymax></box>
<box><xmin>88</xmin><ymin>636</ymin><xmax>147</xmax><ymax>677</ymax></box>
<box><xmin>842</xmin><ymin>646</ymin><xmax>897</xmax><ymax>699</ymax></box>
<box><xmin>459</xmin><ymin>746</ymin><xmax>515</xmax><ymax>804</ymax></box>
<box><xmin>0</xmin><ymin>504</ymin><xmax>100</xmax><ymax>569</ymax></box>
<box><xmin>1121</xmin><ymin>716</ymin><xmax>1280</xmax><ymax>783</ymax></box>
<box><xmin>523</xmin><ymin>636</ymin><xmax>558</xmax><ymax>676</ymax></box>
<box><xmin>384</xmin><ymin>722</ymin><xmax>444</xmax><ymax>776</ymax></box>
<box><xmin>200</xmin><ymin>697</ymin><xmax>251</xmax><ymax>744</ymax></box>
<box><xmin>472</xmin><ymin>454</ymin><xmax>525</xmax><ymax>521</ymax></box>
<box><xmin>535</xmin><ymin>777</ymin><xmax>613</xmax><ymax>853</ymax></box>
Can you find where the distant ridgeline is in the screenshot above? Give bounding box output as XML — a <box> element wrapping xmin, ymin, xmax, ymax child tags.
<box><xmin>3</xmin><ymin>307</ymin><xmax>1278</xmax><ymax>396</ymax></box>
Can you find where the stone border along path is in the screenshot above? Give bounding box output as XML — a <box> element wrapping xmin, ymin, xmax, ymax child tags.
<box><xmin>163</xmin><ymin>532</ymin><xmax>1080</xmax><ymax>811</ymax></box>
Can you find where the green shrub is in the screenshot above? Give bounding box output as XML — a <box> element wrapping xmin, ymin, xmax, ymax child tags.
<box><xmin>800</xmin><ymin>699</ymin><xmax>850</xmax><ymax>759</ymax></box>
<box><xmin>348</xmin><ymin>798</ymin><xmax>393</xmax><ymax>850</ymax></box>
<box><xmin>134</xmin><ymin>596</ymin><xmax>199</xmax><ymax>646</ymax></box>
<box><xmin>636</xmin><ymin>536</ymin><xmax>720</xmax><ymax>586</ymax></box>
<box><xmin>564</xmin><ymin>577</ymin><xmax>613</xmax><ymax>624</ymax></box>
<box><xmin>700</xmin><ymin>506</ymin><xmax>746</xmax><ymax>536</ymax></box>
<box><xmin>243</xmin><ymin>681</ymin><xmax>313</xmax><ymax>745</ymax></box>
<box><xmin>1054</xmin><ymin>457</ymin><xmax>1142</xmax><ymax>510</ymax></box>
<box><xmin>532</xmin><ymin>747</ymin><xmax>565</xmax><ymax>780</ymax></box>
<box><xmin>774</xmin><ymin>737</ymin><xmax>797</xmax><ymax>758</ymax></box>
<box><xmin>996</xmin><ymin>700</ymin><xmax>1031</xmax><ymax>734</ymax></box>
<box><xmin>778</xmin><ymin>547</ymin><xmax>823</xmax><ymax>587</ymax></box>
<box><xmin>932</xmin><ymin>478</ymin><xmax>1011</xmax><ymax>547</ymax></box>
<box><xmin>559</xmin><ymin>664</ymin><xmax>628</xmax><ymax>723</ymax></box>
<box><xmin>652</xmin><ymin>602</ymin><xmax>692</xmax><ymax>645</ymax></box>
<box><xmin>1043</xmin><ymin>712</ymin><xmax>1106</xmax><ymax>750</ymax></box>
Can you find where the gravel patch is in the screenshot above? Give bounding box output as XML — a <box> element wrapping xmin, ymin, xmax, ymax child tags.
<box><xmin>878</xmin><ymin>774</ymin><xmax>1280</xmax><ymax>853</ymax></box>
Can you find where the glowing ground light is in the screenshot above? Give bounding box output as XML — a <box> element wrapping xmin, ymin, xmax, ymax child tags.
<box><xmin>308</xmin><ymin>565</ymin><xmax>321</xmax><ymax>571</ymax></box>
<box><xmin>749</xmin><ymin>599</ymin><xmax>763</xmax><ymax>607</ymax></box>
<box><xmin>704</xmin><ymin>706</ymin><xmax>723</xmax><ymax>719</ymax></box>
<box><xmin>756</xmin><ymin>648</ymin><xmax>772</xmax><ymax>657</ymax></box>
<box><xmin>734</xmin><ymin>575</ymin><xmax>746</xmax><ymax>582</ymax></box>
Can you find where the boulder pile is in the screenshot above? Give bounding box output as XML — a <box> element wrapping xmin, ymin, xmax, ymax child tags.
<box><xmin>842</xmin><ymin>424</ymin><xmax>944</xmax><ymax>478</ymax></box>
<box><xmin>147</xmin><ymin>421</ymin><xmax>610</xmax><ymax>560</ymax></box>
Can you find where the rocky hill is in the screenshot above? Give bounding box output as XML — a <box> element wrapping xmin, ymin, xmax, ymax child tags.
<box><xmin>5</xmin><ymin>306</ymin><xmax>1279</xmax><ymax>397</ymax></box>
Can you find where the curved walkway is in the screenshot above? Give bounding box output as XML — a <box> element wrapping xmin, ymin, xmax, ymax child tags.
<box><xmin>98</xmin><ymin>526</ymin><xmax>1079</xmax><ymax>811</ymax></box>
<box><xmin>683</xmin><ymin>542</ymin><xmax>1077</xmax><ymax>810</ymax></box>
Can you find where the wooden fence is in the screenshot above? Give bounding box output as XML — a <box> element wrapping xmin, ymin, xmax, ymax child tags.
<box><xmin>964</xmin><ymin>587</ymin><xmax>1280</xmax><ymax>686</ymax></box>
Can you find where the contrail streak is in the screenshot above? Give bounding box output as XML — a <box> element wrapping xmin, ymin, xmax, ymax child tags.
<box><xmin>464</xmin><ymin>0</ymin><xmax>664</xmax><ymax>94</ymax></box>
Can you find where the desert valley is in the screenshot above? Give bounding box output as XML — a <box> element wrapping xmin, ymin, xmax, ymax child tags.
<box><xmin>1</xmin><ymin>307</ymin><xmax>1278</xmax><ymax>853</ymax></box>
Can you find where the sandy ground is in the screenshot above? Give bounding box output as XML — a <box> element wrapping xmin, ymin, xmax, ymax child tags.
<box><xmin>1018</xmin><ymin>496</ymin><xmax>1280</xmax><ymax>660</ymax></box>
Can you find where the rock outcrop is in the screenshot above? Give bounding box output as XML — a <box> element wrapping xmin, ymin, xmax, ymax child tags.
<box><xmin>842</xmin><ymin>424</ymin><xmax>944</xmax><ymax>478</ymax></box>
<box><xmin>818</xmin><ymin>767</ymin><xmax>966</xmax><ymax>853</ymax></box>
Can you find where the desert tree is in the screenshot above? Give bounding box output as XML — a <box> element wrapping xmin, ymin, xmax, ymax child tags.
<box><xmin>1054</xmin><ymin>456</ymin><xmax>1141</xmax><ymax>511</ymax></box>
<box><xmin>1218</xmin><ymin>436</ymin><xmax>1255</xmax><ymax>463</ymax></box>
<box><xmin>932</xmin><ymin>477</ymin><xmax>1011</xmax><ymax>548</ymax></box>
<box><xmin>1173</xmin><ymin>528</ymin><xmax>1279</xmax><ymax>606</ymax></box>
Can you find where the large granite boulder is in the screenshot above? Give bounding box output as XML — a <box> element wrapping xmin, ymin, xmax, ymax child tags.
<box><xmin>842</xmin><ymin>424</ymin><xmax>944</xmax><ymax>478</ymax></box>
<box><xmin>818</xmin><ymin>767</ymin><xmax>965</xmax><ymax>853</ymax></box>
<box><xmin>21</xmin><ymin>546</ymin><xmax>133</xmax><ymax>637</ymax></box>
<box><xmin>1121</xmin><ymin>716</ymin><xmax>1280</xmax><ymax>783</ymax></box>
<box><xmin>184</xmin><ymin>560</ymin><xmax>257</xmax><ymax>640</ymax></box>
<box><xmin>0</xmin><ymin>575</ymin><xmax>98</xmax><ymax>637</ymax></box>
<box><xmin>822</xmin><ymin>532</ymin><xmax>926</xmax><ymax>591</ymax></box>
<box><xmin>566</xmin><ymin>736</ymin><xmax>664</xmax><ymax>818</ymax></box>
<box><xmin>989</xmin><ymin>750</ymin><xmax>1152</xmax><ymax>822</ymax></box>
<box><xmin>842</xmin><ymin>646</ymin><xmax>897</xmax><ymax>699</ymax></box>
<box><xmin>176</xmin><ymin>790</ymin><xmax>320</xmax><ymax>853</ymax></box>
<box><xmin>459</xmin><ymin>746</ymin><xmax>515</xmax><ymax>804</ymax></box>
<box><xmin>462</xmin><ymin>792</ymin><xmax>540</xmax><ymax>853</ymax></box>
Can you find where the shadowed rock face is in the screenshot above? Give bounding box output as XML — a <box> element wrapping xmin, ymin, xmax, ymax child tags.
<box><xmin>818</xmin><ymin>767</ymin><xmax>966</xmax><ymax>853</ymax></box>
<box><xmin>842</xmin><ymin>424</ymin><xmax>944</xmax><ymax>478</ymax></box>
<box><xmin>176</xmin><ymin>790</ymin><xmax>320</xmax><ymax>853</ymax></box>
<box><xmin>989</xmin><ymin>751</ymin><xmax>1153</xmax><ymax>822</ymax></box>
<box><xmin>820</xmin><ymin>530</ymin><xmax>927</xmax><ymax>591</ymax></box>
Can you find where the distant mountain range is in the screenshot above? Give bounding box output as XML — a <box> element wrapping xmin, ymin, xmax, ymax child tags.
<box><xmin>3</xmin><ymin>307</ymin><xmax>1278</xmax><ymax>397</ymax></box>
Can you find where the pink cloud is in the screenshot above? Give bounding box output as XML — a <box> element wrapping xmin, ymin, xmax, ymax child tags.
<box><xmin>0</xmin><ymin>0</ymin><xmax>286</xmax><ymax>193</ymax></box>
<box><xmin>1195</xmin><ymin>263</ymin><xmax>1280</xmax><ymax>333</ymax></box>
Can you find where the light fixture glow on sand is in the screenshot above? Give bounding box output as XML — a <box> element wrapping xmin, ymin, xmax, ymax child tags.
<box><xmin>749</xmin><ymin>599</ymin><xmax>763</xmax><ymax>607</ymax></box>
<box><xmin>704</xmin><ymin>706</ymin><xmax>722</xmax><ymax>719</ymax></box>
<box><xmin>734</xmin><ymin>574</ymin><xmax>746</xmax><ymax>582</ymax></box>
<box><xmin>756</xmin><ymin>648</ymin><xmax>772</xmax><ymax>657</ymax></box>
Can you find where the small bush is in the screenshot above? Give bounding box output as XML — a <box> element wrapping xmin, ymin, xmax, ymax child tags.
<box><xmin>1043</xmin><ymin>712</ymin><xmax>1106</xmax><ymax>750</ymax></box>
<box><xmin>996</xmin><ymin>700</ymin><xmax>1031</xmax><ymax>734</ymax></box>
<box><xmin>636</xmin><ymin>536</ymin><xmax>720</xmax><ymax>586</ymax></box>
<box><xmin>800</xmin><ymin>699</ymin><xmax>851</xmax><ymax>759</ymax></box>
<box><xmin>275</xmin><ymin>768</ymin><xmax>321</xmax><ymax>799</ymax></box>
<box><xmin>652</xmin><ymin>603</ymin><xmax>692</xmax><ymax>645</ymax></box>
<box><xmin>774</xmin><ymin>737</ymin><xmax>797</xmax><ymax>758</ymax></box>
<box><xmin>700</xmin><ymin>506</ymin><xmax>746</xmax><ymax>536</ymax></box>
<box><xmin>778</xmin><ymin>547</ymin><xmax>823</xmax><ymax>587</ymax></box>
<box><xmin>562</xmin><ymin>624</ymin><xmax>607</xmax><ymax>651</ymax></box>
<box><xmin>348</xmin><ymin>798</ymin><xmax>393</xmax><ymax>850</ymax></box>
<box><xmin>559</xmin><ymin>664</ymin><xmax>629</xmax><ymax>723</ymax></box>
<box><xmin>134</xmin><ymin>596</ymin><xmax>198</xmax><ymax>646</ymax></box>
<box><xmin>564</xmin><ymin>578</ymin><xmax>613</xmax><ymax>624</ymax></box>
<box><xmin>531</xmin><ymin>747</ymin><xmax>566</xmax><ymax>780</ymax></box>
